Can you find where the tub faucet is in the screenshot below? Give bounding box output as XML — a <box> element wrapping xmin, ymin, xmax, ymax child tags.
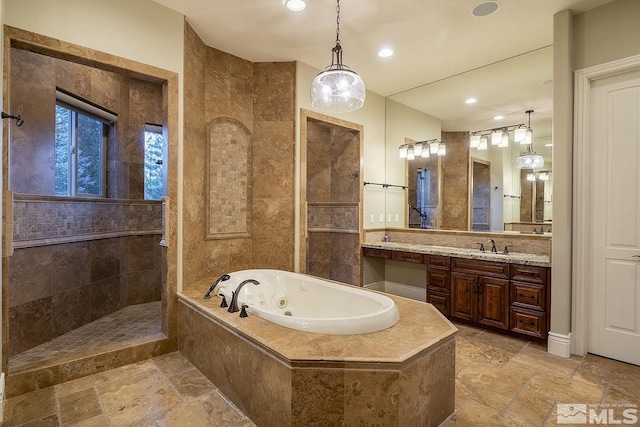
<box><xmin>204</xmin><ymin>274</ymin><xmax>231</xmax><ymax>299</ymax></box>
<box><xmin>228</xmin><ymin>279</ymin><xmax>260</xmax><ymax>313</ymax></box>
<box><xmin>488</xmin><ymin>239</ymin><xmax>497</xmax><ymax>253</ymax></box>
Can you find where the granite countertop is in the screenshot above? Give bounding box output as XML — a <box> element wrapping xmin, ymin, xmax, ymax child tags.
<box><xmin>362</xmin><ymin>241</ymin><xmax>551</xmax><ymax>267</ymax></box>
<box><xmin>180</xmin><ymin>283</ymin><xmax>457</xmax><ymax>365</ymax></box>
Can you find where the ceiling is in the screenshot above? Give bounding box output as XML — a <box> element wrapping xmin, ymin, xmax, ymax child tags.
<box><xmin>153</xmin><ymin>0</ymin><xmax>615</xmax><ymax>138</ymax></box>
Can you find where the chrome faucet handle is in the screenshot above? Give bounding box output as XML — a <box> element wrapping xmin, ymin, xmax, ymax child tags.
<box><xmin>476</xmin><ymin>242</ymin><xmax>485</xmax><ymax>252</ymax></box>
<box><xmin>503</xmin><ymin>245</ymin><xmax>511</xmax><ymax>255</ymax></box>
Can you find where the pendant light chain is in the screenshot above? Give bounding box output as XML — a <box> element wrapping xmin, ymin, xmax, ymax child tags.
<box><xmin>335</xmin><ymin>0</ymin><xmax>341</xmax><ymax>45</ymax></box>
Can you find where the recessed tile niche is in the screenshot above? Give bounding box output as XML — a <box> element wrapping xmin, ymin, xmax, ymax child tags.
<box><xmin>206</xmin><ymin>117</ymin><xmax>252</xmax><ymax>239</ymax></box>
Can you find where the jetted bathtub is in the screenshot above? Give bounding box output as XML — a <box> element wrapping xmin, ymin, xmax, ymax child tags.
<box><xmin>215</xmin><ymin>269</ymin><xmax>399</xmax><ymax>334</ymax></box>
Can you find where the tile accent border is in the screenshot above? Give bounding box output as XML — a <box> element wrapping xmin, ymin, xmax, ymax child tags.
<box><xmin>12</xmin><ymin>194</ymin><xmax>163</xmax><ymax>248</ymax></box>
<box><xmin>307</xmin><ymin>202</ymin><xmax>359</xmax><ymax>234</ymax></box>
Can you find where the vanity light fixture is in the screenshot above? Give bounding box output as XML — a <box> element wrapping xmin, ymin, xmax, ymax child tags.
<box><xmin>469</xmin><ymin>110</ymin><xmax>535</xmax><ymax>152</ymax></box>
<box><xmin>478</xmin><ymin>137</ymin><xmax>488</xmax><ymax>150</ymax></box>
<box><xmin>398</xmin><ymin>139</ymin><xmax>446</xmax><ymax>159</ymax></box>
<box><xmin>284</xmin><ymin>0</ymin><xmax>306</xmax><ymax>11</ymax></box>
<box><xmin>470</xmin><ymin>134</ymin><xmax>481</xmax><ymax>148</ymax></box>
<box><xmin>407</xmin><ymin>145</ymin><xmax>415</xmax><ymax>160</ymax></box>
<box><xmin>491</xmin><ymin>129</ymin><xmax>503</xmax><ymax>145</ymax></box>
<box><xmin>399</xmin><ymin>144</ymin><xmax>408</xmax><ymax>159</ymax></box>
<box><xmin>310</xmin><ymin>0</ymin><xmax>365</xmax><ymax>113</ymax></box>
<box><xmin>526</xmin><ymin>173</ymin><xmax>536</xmax><ymax>182</ymax></box>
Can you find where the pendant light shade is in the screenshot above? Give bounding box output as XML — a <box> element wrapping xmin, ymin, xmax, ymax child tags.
<box><xmin>515</xmin><ymin>143</ymin><xmax>545</xmax><ymax>169</ymax></box>
<box><xmin>310</xmin><ymin>0</ymin><xmax>365</xmax><ymax>113</ymax></box>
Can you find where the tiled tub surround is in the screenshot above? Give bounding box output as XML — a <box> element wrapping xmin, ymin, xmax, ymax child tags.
<box><xmin>364</xmin><ymin>227</ymin><xmax>552</xmax><ymax>259</ymax></box>
<box><xmin>179</xmin><ymin>283</ymin><xmax>457</xmax><ymax>427</ymax></box>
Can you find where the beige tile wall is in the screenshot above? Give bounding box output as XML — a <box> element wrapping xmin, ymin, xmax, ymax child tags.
<box><xmin>182</xmin><ymin>24</ymin><xmax>295</xmax><ymax>288</ymax></box>
<box><xmin>441</xmin><ymin>131</ymin><xmax>470</xmax><ymax>230</ymax></box>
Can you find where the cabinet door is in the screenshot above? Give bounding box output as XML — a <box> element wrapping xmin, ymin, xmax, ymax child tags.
<box><xmin>477</xmin><ymin>276</ymin><xmax>510</xmax><ymax>330</ymax></box>
<box><xmin>451</xmin><ymin>272</ymin><xmax>477</xmax><ymax>322</ymax></box>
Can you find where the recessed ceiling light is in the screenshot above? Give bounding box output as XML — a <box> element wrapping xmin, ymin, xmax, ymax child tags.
<box><xmin>545</xmin><ymin>143</ymin><xmax>553</xmax><ymax>147</ymax></box>
<box><xmin>465</xmin><ymin>98</ymin><xmax>477</xmax><ymax>104</ymax></box>
<box><xmin>378</xmin><ymin>48</ymin><xmax>394</xmax><ymax>58</ymax></box>
<box><xmin>494</xmin><ymin>115</ymin><xmax>504</xmax><ymax>120</ymax></box>
<box><xmin>472</xmin><ymin>1</ymin><xmax>500</xmax><ymax>17</ymax></box>
<box><xmin>284</xmin><ymin>0</ymin><xmax>306</xmax><ymax>12</ymax></box>
<box><xmin>541</xmin><ymin>79</ymin><xmax>553</xmax><ymax>86</ymax></box>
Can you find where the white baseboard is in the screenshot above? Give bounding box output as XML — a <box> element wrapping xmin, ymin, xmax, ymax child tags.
<box><xmin>547</xmin><ymin>331</ymin><xmax>572</xmax><ymax>358</ymax></box>
<box><xmin>364</xmin><ymin>281</ymin><xmax>385</xmax><ymax>292</ymax></box>
<box><xmin>383</xmin><ymin>281</ymin><xmax>426</xmax><ymax>302</ymax></box>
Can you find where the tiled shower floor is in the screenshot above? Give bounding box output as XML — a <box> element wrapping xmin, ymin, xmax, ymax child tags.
<box><xmin>9</xmin><ymin>301</ymin><xmax>164</xmax><ymax>374</ymax></box>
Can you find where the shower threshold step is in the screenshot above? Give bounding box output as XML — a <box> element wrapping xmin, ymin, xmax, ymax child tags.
<box><xmin>9</xmin><ymin>301</ymin><xmax>164</xmax><ymax>375</ymax></box>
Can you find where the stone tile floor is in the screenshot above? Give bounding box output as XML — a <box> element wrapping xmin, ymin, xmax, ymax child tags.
<box><xmin>4</xmin><ymin>322</ymin><xmax>640</xmax><ymax>426</ymax></box>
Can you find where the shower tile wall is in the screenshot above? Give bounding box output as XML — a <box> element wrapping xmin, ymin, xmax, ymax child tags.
<box><xmin>181</xmin><ymin>23</ymin><xmax>295</xmax><ymax>289</ymax></box>
<box><xmin>10</xmin><ymin>48</ymin><xmax>163</xmax><ymax>199</ymax></box>
<box><xmin>306</xmin><ymin>120</ymin><xmax>361</xmax><ymax>286</ymax></box>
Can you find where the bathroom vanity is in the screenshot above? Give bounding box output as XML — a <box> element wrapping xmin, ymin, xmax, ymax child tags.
<box><xmin>362</xmin><ymin>231</ymin><xmax>551</xmax><ymax>342</ymax></box>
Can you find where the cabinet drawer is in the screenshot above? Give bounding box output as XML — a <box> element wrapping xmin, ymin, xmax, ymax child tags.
<box><xmin>363</xmin><ymin>247</ymin><xmax>391</xmax><ymax>259</ymax></box>
<box><xmin>391</xmin><ymin>251</ymin><xmax>424</xmax><ymax>264</ymax></box>
<box><xmin>510</xmin><ymin>307</ymin><xmax>547</xmax><ymax>339</ymax></box>
<box><xmin>427</xmin><ymin>291</ymin><xmax>450</xmax><ymax>316</ymax></box>
<box><xmin>427</xmin><ymin>269</ymin><xmax>450</xmax><ymax>292</ymax></box>
<box><xmin>425</xmin><ymin>255</ymin><xmax>450</xmax><ymax>270</ymax></box>
<box><xmin>510</xmin><ymin>264</ymin><xmax>549</xmax><ymax>285</ymax></box>
<box><xmin>511</xmin><ymin>281</ymin><xmax>546</xmax><ymax>311</ymax></box>
<box><xmin>451</xmin><ymin>257</ymin><xmax>509</xmax><ymax>278</ymax></box>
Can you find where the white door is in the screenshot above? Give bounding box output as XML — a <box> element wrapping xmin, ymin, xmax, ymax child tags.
<box><xmin>587</xmin><ymin>68</ymin><xmax>640</xmax><ymax>366</ymax></box>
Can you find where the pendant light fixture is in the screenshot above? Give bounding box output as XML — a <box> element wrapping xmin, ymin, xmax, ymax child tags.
<box><xmin>515</xmin><ymin>110</ymin><xmax>544</xmax><ymax>169</ymax></box>
<box><xmin>310</xmin><ymin>0</ymin><xmax>365</xmax><ymax>113</ymax></box>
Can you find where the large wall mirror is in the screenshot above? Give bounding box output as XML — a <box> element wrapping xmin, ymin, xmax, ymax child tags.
<box><xmin>383</xmin><ymin>46</ymin><xmax>553</xmax><ymax>233</ymax></box>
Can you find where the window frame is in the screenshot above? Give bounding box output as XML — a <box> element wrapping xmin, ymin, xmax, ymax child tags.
<box><xmin>55</xmin><ymin>90</ymin><xmax>115</xmax><ymax>198</ymax></box>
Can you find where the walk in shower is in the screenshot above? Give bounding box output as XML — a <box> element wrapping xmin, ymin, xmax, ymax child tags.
<box><xmin>3</xmin><ymin>31</ymin><xmax>174</xmax><ymax>391</ymax></box>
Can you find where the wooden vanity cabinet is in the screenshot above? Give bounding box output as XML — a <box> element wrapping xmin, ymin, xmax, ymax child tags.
<box><xmin>426</xmin><ymin>255</ymin><xmax>451</xmax><ymax>315</ymax></box>
<box><xmin>450</xmin><ymin>259</ymin><xmax>510</xmax><ymax>330</ymax></box>
<box><xmin>509</xmin><ymin>264</ymin><xmax>550</xmax><ymax>340</ymax></box>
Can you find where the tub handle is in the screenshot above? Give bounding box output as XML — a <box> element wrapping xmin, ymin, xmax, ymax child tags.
<box><xmin>240</xmin><ymin>304</ymin><xmax>249</xmax><ymax>318</ymax></box>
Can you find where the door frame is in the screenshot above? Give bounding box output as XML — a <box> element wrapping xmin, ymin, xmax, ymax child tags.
<box><xmin>298</xmin><ymin>109</ymin><xmax>364</xmax><ymax>275</ymax></box>
<box><xmin>468</xmin><ymin>157</ymin><xmax>491</xmax><ymax>231</ymax></box>
<box><xmin>572</xmin><ymin>53</ymin><xmax>640</xmax><ymax>355</ymax></box>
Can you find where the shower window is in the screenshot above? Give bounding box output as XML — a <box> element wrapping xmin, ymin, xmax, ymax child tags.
<box><xmin>144</xmin><ymin>123</ymin><xmax>164</xmax><ymax>200</ymax></box>
<box><xmin>55</xmin><ymin>91</ymin><xmax>114</xmax><ymax>197</ymax></box>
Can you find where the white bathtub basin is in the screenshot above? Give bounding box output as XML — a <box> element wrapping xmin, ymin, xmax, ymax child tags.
<box><xmin>215</xmin><ymin>269</ymin><xmax>400</xmax><ymax>334</ymax></box>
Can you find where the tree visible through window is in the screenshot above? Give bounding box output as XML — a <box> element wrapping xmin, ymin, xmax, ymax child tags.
<box><xmin>55</xmin><ymin>104</ymin><xmax>106</xmax><ymax>196</ymax></box>
<box><xmin>144</xmin><ymin>126</ymin><xmax>164</xmax><ymax>200</ymax></box>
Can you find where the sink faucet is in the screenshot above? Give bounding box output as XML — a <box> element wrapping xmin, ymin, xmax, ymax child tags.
<box><xmin>488</xmin><ymin>239</ymin><xmax>497</xmax><ymax>253</ymax></box>
<box><xmin>228</xmin><ymin>279</ymin><xmax>260</xmax><ymax>313</ymax></box>
<box><xmin>204</xmin><ymin>274</ymin><xmax>231</xmax><ymax>299</ymax></box>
